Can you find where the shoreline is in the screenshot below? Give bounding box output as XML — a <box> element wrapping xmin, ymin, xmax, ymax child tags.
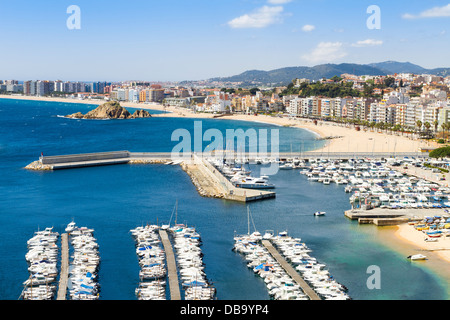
<box><xmin>381</xmin><ymin>224</ymin><xmax>450</xmax><ymax>297</ymax></box>
<box><xmin>3</xmin><ymin>94</ymin><xmax>450</xmax><ymax>296</ymax></box>
<box><xmin>0</xmin><ymin>94</ymin><xmax>437</xmax><ymax>154</ymax></box>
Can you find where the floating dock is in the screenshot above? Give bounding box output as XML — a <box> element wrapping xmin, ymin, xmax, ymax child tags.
<box><xmin>159</xmin><ymin>229</ymin><xmax>181</xmax><ymax>300</ymax></box>
<box><xmin>56</xmin><ymin>233</ymin><xmax>69</xmax><ymax>300</ymax></box>
<box><xmin>261</xmin><ymin>240</ymin><xmax>321</xmax><ymax>301</ymax></box>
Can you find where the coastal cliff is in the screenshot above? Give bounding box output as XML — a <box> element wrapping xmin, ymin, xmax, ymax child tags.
<box><xmin>66</xmin><ymin>101</ymin><xmax>152</xmax><ymax>120</ymax></box>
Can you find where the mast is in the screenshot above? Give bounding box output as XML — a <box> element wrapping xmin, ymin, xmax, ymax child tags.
<box><xmin>175</xmin><ymin>199</ymin><xmax>178</xmax><ymax>225</ymax></box>
<box><xmin>247</xmin><ymin>206</ymin><xmax>250</xmax><ymax>235</ymax></box>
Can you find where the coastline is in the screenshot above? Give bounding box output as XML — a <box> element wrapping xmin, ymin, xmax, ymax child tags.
<box><xmin>376</xmin><ymin>224</ymin><xmax>450</xmax><ymax>297</ymax></box>
<box><xmin>0</xmin><ymin>94</ymin><xmax>436</xmax><ymax>154</ymax></box>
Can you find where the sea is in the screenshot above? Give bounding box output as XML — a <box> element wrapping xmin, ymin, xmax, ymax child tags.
<box><xmin>0</xmin><ymin>97</ymin><xmax>448</xmax><ymax>300</ymax></box>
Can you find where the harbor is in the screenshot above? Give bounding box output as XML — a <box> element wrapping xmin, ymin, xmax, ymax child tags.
<box><xmin>233</xmin><ymin>223</ymin><xmax>350</xmax><ymax>300</ymax></box>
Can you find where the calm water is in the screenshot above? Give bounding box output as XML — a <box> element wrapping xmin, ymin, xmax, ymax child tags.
<box><xmin>0</xmin><ymin>98</ymin><xmax>447</xmax><ymax>300</ymax></box>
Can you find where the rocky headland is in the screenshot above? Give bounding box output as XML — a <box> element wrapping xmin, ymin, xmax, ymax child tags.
<box><xmin>66</xmin><ymin>101</ymin><xmax>152</xmax><ymax>120</ymax></box>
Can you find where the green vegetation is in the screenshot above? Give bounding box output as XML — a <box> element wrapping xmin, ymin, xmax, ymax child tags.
<box><xmin>423</xmin><ymin>162</ymin><xmax>449</xmax><ymax>173</ymax></box>
<box><xmin>429</xmin><ymin>146</ymin><xmax>450</xmax><ymax>159</ymax></box>
<box><xmin>278</xmin><ymin>76</ymin><xmax>398</xmax><ymax>99</ymax></box>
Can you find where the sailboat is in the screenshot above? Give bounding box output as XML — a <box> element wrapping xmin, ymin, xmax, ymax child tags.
<box><xmin>161</xmin><ymin>200</ymin><xmax>178</xmax><ymax>230</ymax></box>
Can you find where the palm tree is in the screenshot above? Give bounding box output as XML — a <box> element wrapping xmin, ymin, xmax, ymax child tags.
<box><xmin>443</xmin><ymin>122</ymin><xmax>450</xmax><ymax>142</ymax></box>
<box><xmin>416</xmin><ymin>120</ymin><xmax>422</xmax><ymax>133</ymax></box>
<box><xmin>433</xmin><ymin>120</ymin><xmax>439</xmax><ymax>135</ymax></box>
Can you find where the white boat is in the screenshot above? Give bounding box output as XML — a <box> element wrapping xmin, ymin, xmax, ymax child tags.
<box><xmin>314</xmin><ymin>212</ymin><xmax>326</xmax><ymax>217</ymax></box>
<box><xmin>65</xmin><ymin>221</ymin><xmax>76</xmax><ymax>233</ymax></box>
<box><xmin>235</xmin><ymin>177</ymin><xmax>275</xmax><ymax>189</ymax></box>
<box><xmin>280</xmin><ymin>163</ymin><xmax>294</xmax><ymax>170</ymax></box>
<box><xmin>407</xmin><ymin>254</ymin><xmax>427</xmax><ymax>261</ymax></box>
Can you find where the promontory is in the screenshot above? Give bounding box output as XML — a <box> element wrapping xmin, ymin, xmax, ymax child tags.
<box><xmin>66</xmin><ymin>101</ymin><xmax>152</xmax><ymax>119</ymax></box>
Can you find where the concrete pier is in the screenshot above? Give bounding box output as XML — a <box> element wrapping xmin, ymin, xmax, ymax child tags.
<box><xmin>159</xmin><ymin>229</ymin><xmax>181</xmax><ymax>300</ymax></box>
<box><xmin>344</xmin><ymin>208</ymin><xmax>447</xmax><ymax>225</ymax></box>
<box><xmin>262</xmin><ymin>240</ymin><xmax>321</xmax><ymax>300</ymax></box>
<box><xmin>182</xmin><ymin>154</ymin><xmax>276</xmax><ymax>202</ymax></box>
<box><xmin>56</xmin><ymin>233</ymin><xmax>69</xmax><ymax>300</ymax></box>
<box><xmin>25</xmin><ymin>151</ymin><xmax>428</xmax><ymax>171</ymax></box>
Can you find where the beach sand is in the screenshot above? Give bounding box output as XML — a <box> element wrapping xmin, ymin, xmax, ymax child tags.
<box><xmin>1</xmin><ymin>94</ymin><xmax>437</xmax><ymax>154</ymax></box>
<box><xmin>395</xmin><ymin>224</ymin><xmax>450</xmax><ymax>263</ymax></box>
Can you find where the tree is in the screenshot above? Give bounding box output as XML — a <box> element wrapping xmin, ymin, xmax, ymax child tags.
<box><xmin>249</xmin><ymin>88</ymin><xmax>260</xmax><ymax>95</ymax></box>
<box><xmin>434</xmin><ymin>120</ymin><xmax>439</xmax><ymax>135</ymax></box>
<box><xmin>416</xmin><ymin>120</ymin><xmax>422</xmax><ymax>132</ymax></box>
<box><xmin>384</xmin><ymin>77</ymin><xmax>395</xmax><ymax>88</ymax></box>
<box><xmin>430</xmin><ymin>146</ymin><xmax>450</xmax><ymax>159</ymax></box>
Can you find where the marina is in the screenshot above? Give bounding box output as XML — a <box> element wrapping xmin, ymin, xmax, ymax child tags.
<box><xmin>293</xmin><ymin>157</ymin><xmax>450</xmax><ymax>225</ymax></box>
<box><xmin>233</xmin><ymin>208</ymin><xmax>349</xmax><ymax>300</ymax></box>
<box><xmin>3</xmin><ymin>98</ymin><xmax>449</xmax><ymax>301</ymax></box>
<box><xmin>131</xmin><ymin>225</ymin><xmax>167</xmax><ymax>300</ymax></box>
<box><xmin>167</xmin><ymin>224</ymin><xmax>216</xmax><ymax>300</ymax></box>
<box><xmin>67</xmin><ymin>223</ymin><xmax>100</xmax><ymax>300</ymax></box>
<box><xmin>233</xmin><ymin>229</ymin><xmax>350</xmax><ymax>300</ymax></box>
<box><xmin>20</xmin><ymin>227</ymin><xmax>59</xmax><ymax>300</ymax></box>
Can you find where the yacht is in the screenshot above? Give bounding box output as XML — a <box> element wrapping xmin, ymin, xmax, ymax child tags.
<box><xmin>235</xmin><ymin>177</ymin><xmax>275</xmax><ymax>189</ymax></box>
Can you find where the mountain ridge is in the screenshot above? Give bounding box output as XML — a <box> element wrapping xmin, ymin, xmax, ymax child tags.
<box><xmin>208</xmin><ymin>61</ymin><xmax>450</xmax><ymax>86</ymax></box>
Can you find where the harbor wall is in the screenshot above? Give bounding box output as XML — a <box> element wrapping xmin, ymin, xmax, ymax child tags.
<box><xmin>41</xmin><ymin>151</ymin><xmax>130</xmax><ymax>165</ymax></box>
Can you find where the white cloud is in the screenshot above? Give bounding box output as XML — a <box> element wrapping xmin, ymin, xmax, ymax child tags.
<box><xmin>351</xmin><ymin>39</ymin><xmax>383</xmax><ymax>47</ymax></box>
<box><xmin>301</xmin><ymin>24</ymin><xmax>315</xmax><ymax>32</ymax></box>
<box><xmin>267</xmin><ymin>0</ymin><xmax>292</xmax><ymax>4</ymax></box>
<box><xmin>302</xmin><ymin>42</ymin><xmax>347</xmax><ymax>64</ymax></box>
<box><xmin>228</xmin><ymin>6</ymin><xmax>284</xmax><ymax>29</ymax></box>
<box><xmin>403</xmin><ymin>4</ymin><xmax>450</xmax><ymax>19</ymax></box>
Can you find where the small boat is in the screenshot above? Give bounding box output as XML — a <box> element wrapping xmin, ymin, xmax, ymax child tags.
<box><xmin>65</xmin><ymin>221</ymin><xmax>76</xmax><ymax>233</ymax></box>
<box><xmin>425</xmin><ymin>237</ymin><xmax>438</xmax><ymax>242</ymax></box>
<box><xmin>314</xmin><ymin>212</ymin><xmax>326</xmax><ymax>217</ymax></box>
<box><xmin>280</xmin><ymin>163</ymin><xmax>294</xmax><ymax>170</ymax></box>
<box><xmin>407</xmin><ymin>254</ymin><xmax>427</xmax><ymax>261</ymax></box>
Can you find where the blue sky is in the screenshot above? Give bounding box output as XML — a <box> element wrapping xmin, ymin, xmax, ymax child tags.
<box><xmin>0</xmin><ymin>0</ymin><xmax>449</xmax><ymax>81</ymax></box>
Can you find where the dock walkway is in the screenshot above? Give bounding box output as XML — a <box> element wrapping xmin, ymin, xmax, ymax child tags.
<box><xmin>261</xmin><ymin>240</ymin><xmax>321</xmax><ymax>300</ymax></box>
<box><xmin>56</xmin><ymin>233</ymin><xmax>69</xmax><ymax>300</ymax></box>
<box><xmin>159</xmin><ymin>229</ymin><xmax>181</xmax><ymax>300</ymax></box>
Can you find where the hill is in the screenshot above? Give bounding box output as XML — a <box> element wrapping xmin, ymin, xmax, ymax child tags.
<box><xmin>209</xmin><ymin>61</ymin><xmax>450</xmax><ymax>86</ymax></box>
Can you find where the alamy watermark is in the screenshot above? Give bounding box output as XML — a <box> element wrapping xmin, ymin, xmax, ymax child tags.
<box><xmin>171</xmin><ymin>121</ymin><xmax>281</xmax><ymax>175</ymax></box>
<box><xmin>366</xmin><ymin>265</ymin><xmax>381</xmax><ymax>290</ymax></box>
<box><xmin>367</xmin><ymin>5</ymin><xmax>381</xmax><ymax>30</ymax></box>
<box><xmin>67</xmin><ymin>5</ymin><xmax>81</xmax><ymax>30</ymax></box>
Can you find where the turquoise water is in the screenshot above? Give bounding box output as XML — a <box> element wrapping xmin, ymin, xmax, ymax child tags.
<box><xmin>0</xmin><ymin>98</ymin><xmax>447</xmax><ymax>300</ymax></box>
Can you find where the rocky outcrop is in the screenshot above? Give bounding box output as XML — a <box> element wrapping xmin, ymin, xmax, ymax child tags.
<box><xmin>131</xmin><ymin>109</ymin><xmax>152</xmax><ymax>119</ymax></box>
<box><xmin>66</xmin><ymin>101</ymin><xmax>152</xmax><ymax>120</ymax></box>
<box><xmin>25</xmin><ymin>161</ymin><xmax>53</xmax><ymax>171</ymax></box>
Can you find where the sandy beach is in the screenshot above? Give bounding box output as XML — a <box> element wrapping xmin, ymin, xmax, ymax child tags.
<box><xmin>1</xmin><ymin>94</ymin><xmax>437</xmax><ymax>154</ymax></box>
<box><xmin>395</xmin><ymin>224</ymin><xmax>450</xmax><ymax>262</ymax></box>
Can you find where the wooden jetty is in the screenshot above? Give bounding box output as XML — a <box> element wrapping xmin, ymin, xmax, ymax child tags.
<box><xmin>261</xmin><ymin>240</ymin><xmax>321</xmax><ymax>301</ymax></box>
<box><xmin>159</xmin><ymin>229</ymin><xmax>181</xmax><ymax>300</ymax></box>
<box><xmin>56</xmin><ymin>233</ymin><xmax>69</xmax><ymax>300</ymax></box>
